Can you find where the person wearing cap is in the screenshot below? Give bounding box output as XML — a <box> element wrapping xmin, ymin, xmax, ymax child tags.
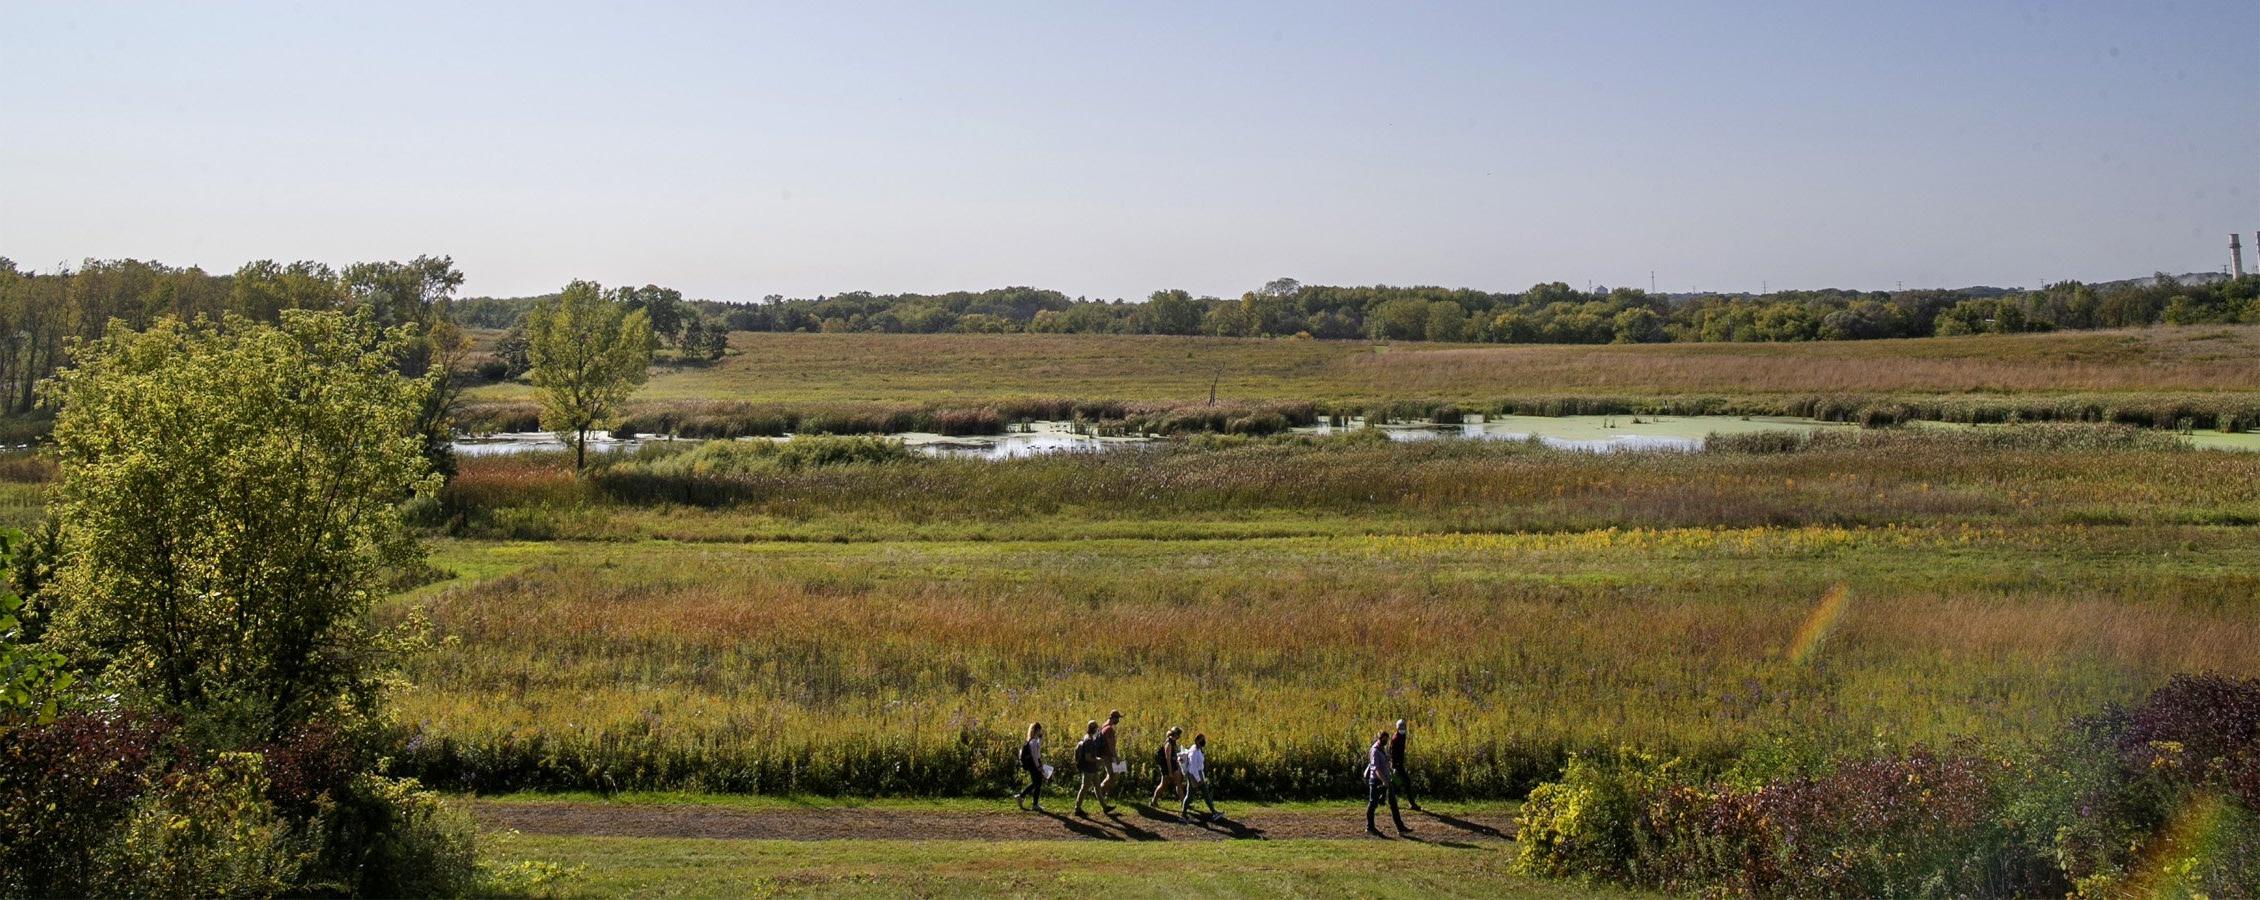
<box><xmin>1389</xmin><ymin>719</ymin><xmax>1422</xmax><ymax>812</ymax></box>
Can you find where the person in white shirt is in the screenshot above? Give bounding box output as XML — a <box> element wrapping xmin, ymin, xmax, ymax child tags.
<box><xmin>1014</xmin><ymin>722</ymin><xmax>1048</xmax><ymax>811</ymax></box>
<box><xmin>1178</xmin><ymin>733</ymin><xmax>1218</xmax><ymax>824</ymax></box>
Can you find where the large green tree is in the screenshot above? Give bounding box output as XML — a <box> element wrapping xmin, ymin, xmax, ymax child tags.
<box><xmin>41</xmin><ymin>311</ymin><xmax>439</xmax><ymax>741</ymax></box>
<box><xmin>343</xmin><ymin>256</ymin><xmax>467</xmax><ymax>477</ymax></box>
<box><xmin>526</xmin><ymin>281</ymin><xmax>654</xmax><ymax>469</ymax></box>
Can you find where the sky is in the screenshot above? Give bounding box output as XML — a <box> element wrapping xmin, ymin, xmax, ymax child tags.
<box><xmin>2</xmin><ymin>1</ymin><xmax>2256</xmax><ymax>301</ymax></box>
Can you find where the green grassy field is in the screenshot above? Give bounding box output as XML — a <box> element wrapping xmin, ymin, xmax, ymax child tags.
<box><xmin>482</xmin><ymin>832</ymin><xmax>1635</xmax><ymax>899</ymax></box>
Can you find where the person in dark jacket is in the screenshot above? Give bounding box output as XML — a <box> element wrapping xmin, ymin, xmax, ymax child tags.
<box><xmin>1389</xmin><ymin>719</ymin><xmax>1422</xmax><ymax>811</ymax></box>
<box><xmin>1014</xmin><ymin>722</ymin><xmax>1048</xmax><ymax>811</ymax></box>
<box><xmin>1366</xmin><ymin>730</ymin><xmax>1408</xmax><ymax>835</ymax></box>
<box><xmin>1150</xmin><ymin>726</ymin><xmax>1184</xmax><ymax>806</ymax></box>
<box><xmin>1074</xmin><ymin>719</ymin><xmax>1107</xmax><ymax>816</ymax></box>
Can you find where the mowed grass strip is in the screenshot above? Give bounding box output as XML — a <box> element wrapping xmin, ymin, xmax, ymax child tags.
<box><xmin>482</xmin><ymin>833</ymin><xmax>1637</xmax><ymax>899</ymax></box>
<box><xmin>462</xmin><ymin>326</ymin><xmax>2260</xmax><ymax>408</ymax></box>
<box><xmin>387</xmin><ymin>524</ymin><xmax>2260</xmax><ymax>799</ymax></box>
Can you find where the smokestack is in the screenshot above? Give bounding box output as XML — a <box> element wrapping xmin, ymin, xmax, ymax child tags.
<box><xmin>2235</xmin><ymin>234</ymin><xmax>2247</xmax><ymax>278</ymax></box>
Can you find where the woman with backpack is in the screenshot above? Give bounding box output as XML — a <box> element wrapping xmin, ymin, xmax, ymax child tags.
<box><xmin>1149</xmin><ymin>726</ymin><xmax>1184</xmax><ymax>807</ymax></box>
<box><xmin>1013</xmin><ymin>722</ymin><xmax>1049</xmax><ymax>811</ymax></box>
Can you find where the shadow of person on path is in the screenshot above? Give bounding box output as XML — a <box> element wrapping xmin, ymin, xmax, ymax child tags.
<box><xmin>1102</xmin><ymin>809</ymin><xmax>1164</xmax><ymax>841</ymax></box>
<box><xmin>1396</xmin><ymin>831</ymin><xmax>1481</xmax><ymax>850</ymax></box>
<box><xmin>1416</xmin><ymin>808</ymin><xmax>1510</xmax><ymax>839</ymax></box>
<box><xmin>1037</xmin><ymin>808</ymin><xmax>1123</xmax><ymax>840</ymax></box>
<box><xmin>1126</xmin><ymin>804</ymin><xmax>1181</xmax><ymax>826</ymax></box>
<box><xmin>1194</xmin><ymin>815</ymin><xmax>1266</xmax><ymax>840</ymax></box>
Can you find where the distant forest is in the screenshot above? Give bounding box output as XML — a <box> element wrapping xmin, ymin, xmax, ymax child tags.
<box><xmin>4</xmin><ymin>257</ymin><xmax>2257</xmax><ymax>417</ymax></box>
<box><xmin>458</xmin><ymin>274</ymin><xmax>2260</xmax><ymax>344</ymax></box>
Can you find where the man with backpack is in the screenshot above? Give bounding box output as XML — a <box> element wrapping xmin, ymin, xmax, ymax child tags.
<box><xmin>1150</xmin><ymin>726</ymin><xmax>1184</xmax><ymax>807</ymax></box>
<box><xmin>1389</xmin><ymin>719</ymin><xmax>1422</xmax><ymax>812</ymax></box>
<box><xmin>1072</xmin><ymin>718</ymin><xmax>1113</xmax><ymax>816</ymax></box>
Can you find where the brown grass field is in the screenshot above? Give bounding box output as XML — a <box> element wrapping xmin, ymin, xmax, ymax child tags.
<box><xmin>464</xmin><ymin>326</ymin><xmax>2260</xmax><ymax>408</ymax></box>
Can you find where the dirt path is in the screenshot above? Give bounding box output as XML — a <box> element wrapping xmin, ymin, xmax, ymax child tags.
<box><xmin>473</xmin><ymin>800</ymin><xmax>1516</xmax><ymax>844</ymax></box>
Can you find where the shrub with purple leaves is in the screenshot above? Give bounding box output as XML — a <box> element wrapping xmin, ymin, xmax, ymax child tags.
<box><xmin>2119</xmin><ymin>673</ymin><xmax>2260</xmax><ymax>767</ymax></box>
<box><xmin>0</xmin><ymin>711</ymin><xmax>178</xmax><ymax>896</ymax></box>
<box><xmin>1516</xmin><ymin>674</ymin><xmax>2260</xmax><ymax>898</ymax></box>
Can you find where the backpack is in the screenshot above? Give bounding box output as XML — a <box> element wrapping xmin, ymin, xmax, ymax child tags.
<box><xmin>1074</xmin><ymin>735</ymin><xmax>1098</xmax><ymax>770</ymax></box>
<box><xmin>1020</xmin><ymin>739</ymin><xmax>1037</xmax><ymax>769</ymax></box>
<box><xmin>1153</xmin><ymin>744</ymin><xmax>1171</xmax><ymax>773</ymax></box>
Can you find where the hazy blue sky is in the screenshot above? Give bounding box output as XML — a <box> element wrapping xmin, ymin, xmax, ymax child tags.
<box><xmin>3</xmin><ymin>1</ymin><xmax>2255</xmax><ymax>300</ymax></box>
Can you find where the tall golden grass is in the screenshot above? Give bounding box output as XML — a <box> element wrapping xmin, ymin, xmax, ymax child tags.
<box><xmin>461</xmin><ymin>326</ymin><xmax>2260</xmax><ymax>410</ymax></box>
<box><xmin>385</xmin><ymin>525</ymin><xmax>2260</xmax><ymax>799</ymax></box>
<box><xmin>437</xmin><ymin>430</ymin><xmax>2260</xmax><ymax>543</ymax></box>
<box><xmin>392</xmin><ymin>432</ymin><xmax>2260</xmax><ymax>798</ymax></box>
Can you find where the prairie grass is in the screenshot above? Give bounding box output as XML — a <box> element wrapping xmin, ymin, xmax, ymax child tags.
<box><xmin>386</xmin><ymin>526</ymin><xmax>2260</xmax><ymax>799</ymax></box>
<box><xmin>455</xmin><ymin>327</ymin><xmax>2260</xmax><ymax>438</ymax></box>
<box><xmin>463</xmin><ymin>327</ymin><xmax>2260</xmax><ymax>409</ymax></box>
<box><xmin>393</xmin><ymin>432</ymin><xmax>2260</xmax><ymax>799</ymax></box>
<box><xmin>435</xmin><ymin>431</ymin><xmax>2260</xmax><ymax>542</ymax></box>
<box><xmin>458</xmin><ymin>327</ymin><xmax>2260</xmax><ymax>404</ymax></box>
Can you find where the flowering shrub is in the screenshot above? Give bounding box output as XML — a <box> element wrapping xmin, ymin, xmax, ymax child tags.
<box><xmin>2019</xmin><ymin>673</ymin><xmax>2260</xmax><ymax>897</ymax></box>
<box><xmin>1516</xmin><ymin>747</ymin><xmax>2054</xmax><ymax>897</ymax></box>
<box><xmin>1511</xmin><ymin>751</ymin><xmax>1689</xmax><ymax>883</ymax></box>
<box><xmin>1516</xmin><ymin>675</ymin><xmax>2260</xmax><ymax>898</ymax></box>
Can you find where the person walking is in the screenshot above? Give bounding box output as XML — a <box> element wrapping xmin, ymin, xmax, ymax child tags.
<box><xmin>1366</xmin><ymin>730</ymin><xmax>1408</xmax><ymax>835</ymax></box>
<box><xmin>1094</xmin><ymin>709</ymin><xmax>1124</xmax><ymax>814</ymax></box>
<box><xmin>1150</xmin><ymin>726</ymin><xmax>1184</xmax><ymax>807</ymax></box>
<box><xmin>1179</xmin><ymin>733</ymin><xmax>1219</xmax><ymax>824</ymax></box>
<box><xmin>1073</xmin><ymin>720</ymin><xmax>1106</xmax><ymax>816</ymax></box>
<box><xmin>1014</xmin><ymin>722</ymin><xmax>1049</xmax><ymax>811</ymax></box>
<box><xmin>1389</xmin><ymin>719</ymin><xmax>1422</xmax><ymax>812</ymax></box>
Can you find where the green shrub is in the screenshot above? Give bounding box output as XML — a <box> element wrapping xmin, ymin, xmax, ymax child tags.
<box><xmin>1510</xmin><ymin>750</ymin><xmax>1688</xmax><ymax>884</ymax></box>
<box><xmin>302</xmin><ymin>774</ymin><xmax>480</xmax><ymax>898</ymax></box>
<box><xmin>96</xmin><ymin>752</ymin><xmax>308</xmax><ymax>899</ymax></box>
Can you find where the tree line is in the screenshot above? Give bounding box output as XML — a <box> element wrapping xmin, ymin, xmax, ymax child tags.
<box><xmin>0</xmin><ymin>257</ymin><xmax>706</xmax><ymax>428</ymax></box>
<box><xmin>502</xmin><ymin>274</ymin><xmax>2260</xmax><ymax>344</ymax></box>
<box><xmin>10</xmin><ymin>262</ymin><xmax>2259</xmax><ymax>408</ymax></box>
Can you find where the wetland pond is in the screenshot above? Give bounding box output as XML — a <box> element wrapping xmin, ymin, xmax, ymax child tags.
<box><xmin>452</xmin><ymin>414</ymin><xmax>2260</xmax><ymax>460</ymax></box>
<box><xmin>453</xmin><ymin>414</ymin><xmax>1832</xmax><ymax>459</ymax></box>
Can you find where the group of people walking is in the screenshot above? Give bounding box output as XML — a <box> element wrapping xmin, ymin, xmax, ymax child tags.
<box><xmin>1366</xmin><ymin>719</ymin><xmax>1423</xmax><ymax>835</ymax></box>
<box><xmin>1013</xmin><ymin>710</ymin><xmax>1218</xmax><ymax>824</ymax></box>
<box><xmin>1013</xmin><ymin>712</ymin><xmax>1421</xmax><ymax>835</ymax></box>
